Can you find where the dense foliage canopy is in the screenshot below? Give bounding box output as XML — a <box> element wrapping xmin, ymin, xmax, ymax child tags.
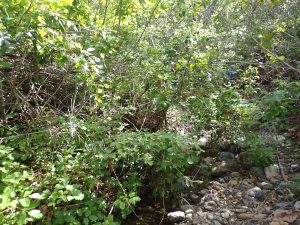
<box><xmin>0</xmin><ymin>0</ymin><xmax>299</xmax><ymax>224</ymax></box>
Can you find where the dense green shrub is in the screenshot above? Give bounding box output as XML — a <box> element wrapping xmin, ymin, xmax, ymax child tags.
<box><xmin>244</xmin><ymin>133</ymin><xmax>274</xmax><ymax>167</ymax></box>
<box><xmin>1</xmin><ymin>0</ymin><xmax>299</xmax><ymax>224</ymax></box>
<box><xmin>0</xmin><ymin>117</ymin><xmax>202</xmax><ymax>224</ymax></box>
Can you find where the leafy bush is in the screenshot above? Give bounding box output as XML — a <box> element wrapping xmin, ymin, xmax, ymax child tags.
<box><xmin>1</xmin><ymin>117</ymin><xmax>202</xmax><ymax>224</ymax></box>
<box><xmin>290</xmin><ymin>176</ymin><xmax>300</xmax><ymax>200</ymax></box>
<box><xmin>0</xmin><ymin>145</ymin><xmax>43</xmax><ymax>225</ymax></box>
<box><xmin>244</xmin><ymin>133</ymin><xmax>274</xmax><ymax>167</ymax></box>
<box><xmin>261</xmin><ymin>80</ymin><xmax>300</xmax><ymax>121</ymax></box>
<box><xmin>108</xmin><ymin>131</ymin><xmax>202</xmax><ymax>196</ymax></box>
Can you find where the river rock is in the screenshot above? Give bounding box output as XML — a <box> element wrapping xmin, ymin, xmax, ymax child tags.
<box><xmin>237</xmin><ymin>152</ymin><xmax>253</xmax><ymax>169</ymax></box>
<box><xmin>204</xmin><ymin>157</ymin><xmax>215</xmax><ymax>164</ymax></box>
<box><xmin>239</xmin><ymin>179</ymin><xmax>253</xmax><ymax>190</ymax></box>
<box><xmin>228</xmin><ymin>179</ymin><xmax>238</xmax><ymax>186</ymax></box>
<box><xmin>264</xmin><ymin>165</ymin><xmax>280</xmax><ymax>180</ymax></box>
<box><xmin>204</xmin><ymin>201</ymin><xmax>218</xmax><ymax>211</ymax></box>
<box><xmin>192</xmin><ymin>216</ymin><xmax>207</xmax><ymax>225</ymax></box>
<box><xmin>274</xmin><ymin>201</ymin><xmax>292</xmax><ymax>208</ymax></box>
<box><xmin>180</xmin><ymin>205</ymin><xmax>195</xmax><ymax>214</ymax></box>
<box><xmin>258</xmin><ymin>206</ymin><xmax>272</xmax><ymax>215</ymax></box>
<box><xmin>237</xmin><ymin>213</ymin><xmax>254</xmax><ymax>220</ymax></box>
<box><xmin>198</xmin><ymin>137</ymin><xmax>208</xmax><ymax>146</ymax></box>
<box><xmin>291</xmin><ymin>164</ymin><xmax>300</xmax><ymax>173</ymax></box>
<box><xmin>258</xmin><ymin>181</ymin><xmax>274</xmax><ymax>190</ymax></box>
<box><xmin>270</xmin><ymin>222</ymin><xmax>289</xmax><ymax>225</ymax></box>
<box><xmin>249</xmin><ymin>167</ymin><xmax>266</xmax><ymax>179</ymax></box>
<box><xmin>273</xmin><ymin>209</ymin><xmax>298</xmax><ymax>223</ymax></box>
<box><xmin>247</xmin><ymin>186</ymin><xmax>263</xmax><ymax>198</ymax></box>
<box><xmin>226</xmin><ymin>143</ymin><xmax>242</xmax><ymax>154</ymax></box>
<box><xmin>221</xmin><ymin>211</ymin><xmax>230</xmax><ymax>219</ymax></box>
<box><xmin>254</xmin><ymin>214</ymin><xmax>268</xmax><ymax>219</ymax></box>
<box><xmin>295</xmin><ymin>201</ymin><xmax>300</xmax><ymax>211</ymax></box>
<box><xmin>232</xmin><ymin>208</ymin><xmax>248</xmax><ymax>213</ymax></box>
<box><xmin>237</xmin><ymin>213</ymin><xmax>267</xmax><ymax>220</ymax></box>
<box><xmin>218</xmin><ymin>152</ymin><xmax>235</xmax><ymax>161</ymax></box>
<box><xmin>186</xmin><ymin>209</ymin><xmax>194</xmax><ymax>215</ymax></box>
<box><xmin>242</xmin><ymin>195</ymin><xmax>257</xmax><ymax>205</ymax></box>
<box><xmin>190</xmin><ymin>193</ymin><xmax>199</xmax><ymax>201</ymax></box>
<box><xmin>186</xmin><ymin>213</ymin><xmax>193</xmax><ymax>222</ymax></box>
<box><xmin>212</xmin><ymin>220</ymin><xmax>222</xmax><ymax>225</ymax></box>
<box><xmin>167</xmin><ymin>211</ymin><xmax>185</xmax><ymax>222</ymax></box>
<box><xmin>211</xmin><ymin>160</ymin><xmax>241</xmax><ymax>177</ymax></box>
<box><xmin>230</xmin><ymin>172</ymin><xmax>240</xmax><ymax>177</ymax></box>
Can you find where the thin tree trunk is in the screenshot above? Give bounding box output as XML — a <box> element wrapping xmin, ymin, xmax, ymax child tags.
<box><xmin>0</xmin><ymin>79</ymin><xmax>7</xmax><ymax>136</ymax></box>
<box><xmin>103</xmin><ymin>0</ymin><xmax>110</xmax><ymax>26</ymax></box>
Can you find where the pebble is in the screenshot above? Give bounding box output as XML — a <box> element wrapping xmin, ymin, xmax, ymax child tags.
<box><xmin>291</xmin><ymin>164</ymin><xmax>299</xmax><ymax>172</ymax></box>
<box><xmin>274</xmin><ymin>201</ymin><xmax>292</xmax><ymax>208</ymax></box>
<box><xmin>265</xmin><ymin>165</ymin><xmax>280</xmax><ymax>180</ymax></box>
<box><xmin>237</xmin><ymin>213</ymin><xmax>254</xmax><ymax>219</ymax></box>
<box><xmin>212</xmin><ymin>220</ymin><xmax>222</xmax><ymax>225</ymax></box>
<box><xmin>232</xmin><ymin>208</ymin><xmax>248</xmax><ymax>213</ymax></box>
<box><xmin>258</xmin><ymin>181</ymin><xmax>274</xmax><ymax>190</ymax></box>
<box><xmin>294</xmin><ymin>201</ymin><xmax>300</xmax><ymax>211</ymax></box>
<box><xmin>180</xmin><ymin>205</ymin><xmax>195</xmax><ymax>214</ymax></box>
<box><xmin>270</xmin><ymin>178</ymin><xmax>281</xmax><ymax>185</ymax></box>
<box><xmin>218</xmin><ymin>152</ymin><xmax>235</xmax><ymax>161</ymax></box>
<box><xmin>198</xmin><ymin>137</ymin><xmax>208</xmax><ymax>146</ymax></box>
<box><xmin>229</xmin><ymin>180</ymin><xmax>238</xmax><ymax>186</ymax></box>
<box><xmin>237</xmin><ymin>152</ymin><xmax>253</xmax><ymax>169</ymax></box>
<box><xmin>204</xmin><ymin>157</ymin><xmax>215</xmax><ymax>164</ymax></box>
<box><xmin>186</xmin><ymin>213</ymin><xmax>193</xmax><ymax>222</ymax></box>
<box><xmin>221</xmin><ymin>212</ymin><xmax>230</xmax><ymax>219</ymax></box>
<box><xmin>167</xmin><ymin>211</ymin><xmax>185</xmax><ymax>222</ymax></box>
<box><xmin>258</xmin><ymin>206</ymin><xmax>272</xmax><ymax>215</ymax></box>
<box><xmin>273</xmin><ymin>209</ymin><xmax>298</xmax><ymax>223</ymax></box>
<box><xmin>230</xmin><ymin>172</ymin><xmax>240</xmax><ymax>177</ymax></box>
<box><xmin>207</xmin><ymin>213</ymin><xmax>214</xmax><ymax>220</ymax></box>
<box><xmin>237</xmin><ymin>213</ymin><xmax>267</xmax><ymax>220</ymax></box>
<box><xmin>240</xmin><ymin>179</ymin><xmax>252</xmax><ymax>187</ymax></box>
<box><xmin>275</xmin><ymin>188</ymin><xmax>285</xmax><ymax>195</ymax></box>
<box><xmin>168</xmin><ymin>144</ymin><xmax>298</xmax><ymax>225</ymax></box>
<box><xmin>204</xmin><ymin>201</ymin><xmax>218</xmax><ymax>211</ymax></box>
<box><xmin>190</xmin><ymin>193</ymin><xmax>199</xmax><ymax>201</ymax></box>
<box><xmin>242</xmin><ymin>195</ymin><xmax>256</xmax><ymax>205</ymax></box>
<box><xmin>200</xmin><ymin>189</ymin><xmax>209</xmax><ymax>196</ymax></box>
<box><xmin>211</xmin><ymin>160</ymin><xmax>240</xmax><ymax>177</ymax></box>
<box><xmin>254</xmin><ymin>214</ymin><xmax>268</xmax><ymax>219</ymax></box>
<box><xmin>288</xmin><ymin>193</ymin><xmax>294</xmax><ymax>200</ymax></box>
<box><xmin>185</xmin><ymin>209</ymin><xmax>194</xmax><ymax>214</ymax></box>
<box><xmin>270</xmin><ymin>221</ymin><xmax>288</xmax><ymax>225</ymax></box>
<box><xmin>250</xmin><ymin>167</ymin><xmax>266</xmax><ymax>179</ymax></box>
<box><xmin>246</xmin><ymin>186</ymin><xmax>263</xmax><ymax>198</ymax></box>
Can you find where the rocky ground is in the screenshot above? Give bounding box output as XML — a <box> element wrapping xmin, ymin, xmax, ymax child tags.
<box><xmin>167</xmin><ymin>143</ymin><xmax>300</xmax><ymax>225</ymax></box>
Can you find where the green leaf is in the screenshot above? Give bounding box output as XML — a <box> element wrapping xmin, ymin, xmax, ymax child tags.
<box><xmin>17</xmin><ymin>212</ymin><xmax>26</xmax><ymax>225</ymax></box>
<box><xmin>40</xmin><ymin>189</ymin><xmax>51</xmax><ymax>199</ymax></box>
<box><xmin>73</xmin><ymin>193</ymin><xmax>84</xmax><ymax>200</ymax></box>
<box><xmin>29</xmin><ymin>193</ymin><xmax>41</xmax><ymax>199</ymax></box>
<box><xmin>19</xmin><ymin>198</ymin><xmax>31</xmax><ymax>208</ymax></box>
<box><xmin>28</xmin><ymin>209</ymin><xmax>43</xmax><ymax>219</ymax></box>
<box><xmin>66</xmin><ymin>185</ymin><xmax>74</xmax><ymax>191</ymax></box>
<box><xmin>83</xmin><ymin>218</ymin><xmax>89</xmax><ymax>225</ymax></box>
<box><xmin>0</xmin><ymin>60</ymin><xmax>12</xmax><ymax>69</ymax></box>
<box><xmin>187</xmin><ymin>155</ymin><xmax>196</xmax><ymax>164</ymax></box>
<box><xmin>67</xmin><ymin>195</ymin><xmax>74</xmax><ymax>201</ymax></box>
<box><xmin>119</xmin><ymin>202</ymin><xmax>125</xmax><ymax>210</ymax></box>
<box><xmin>29</xmin><ymin>201</ymin><xmax>40</xmax><ymax>209</ymax></box>
<box><xmin>89</xmin><ymin>215</ymin><xmax>98</xmax><ymax>221</ymax></box>
<box><xmin>24</xmin><ymin>190</ymin><xmax>33</xmax><ymax>197</ymax></box>
<box><xmin>129</xmin><ymin>196</ymin><xmax>141</xmax><ymax>204</ymax></box>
